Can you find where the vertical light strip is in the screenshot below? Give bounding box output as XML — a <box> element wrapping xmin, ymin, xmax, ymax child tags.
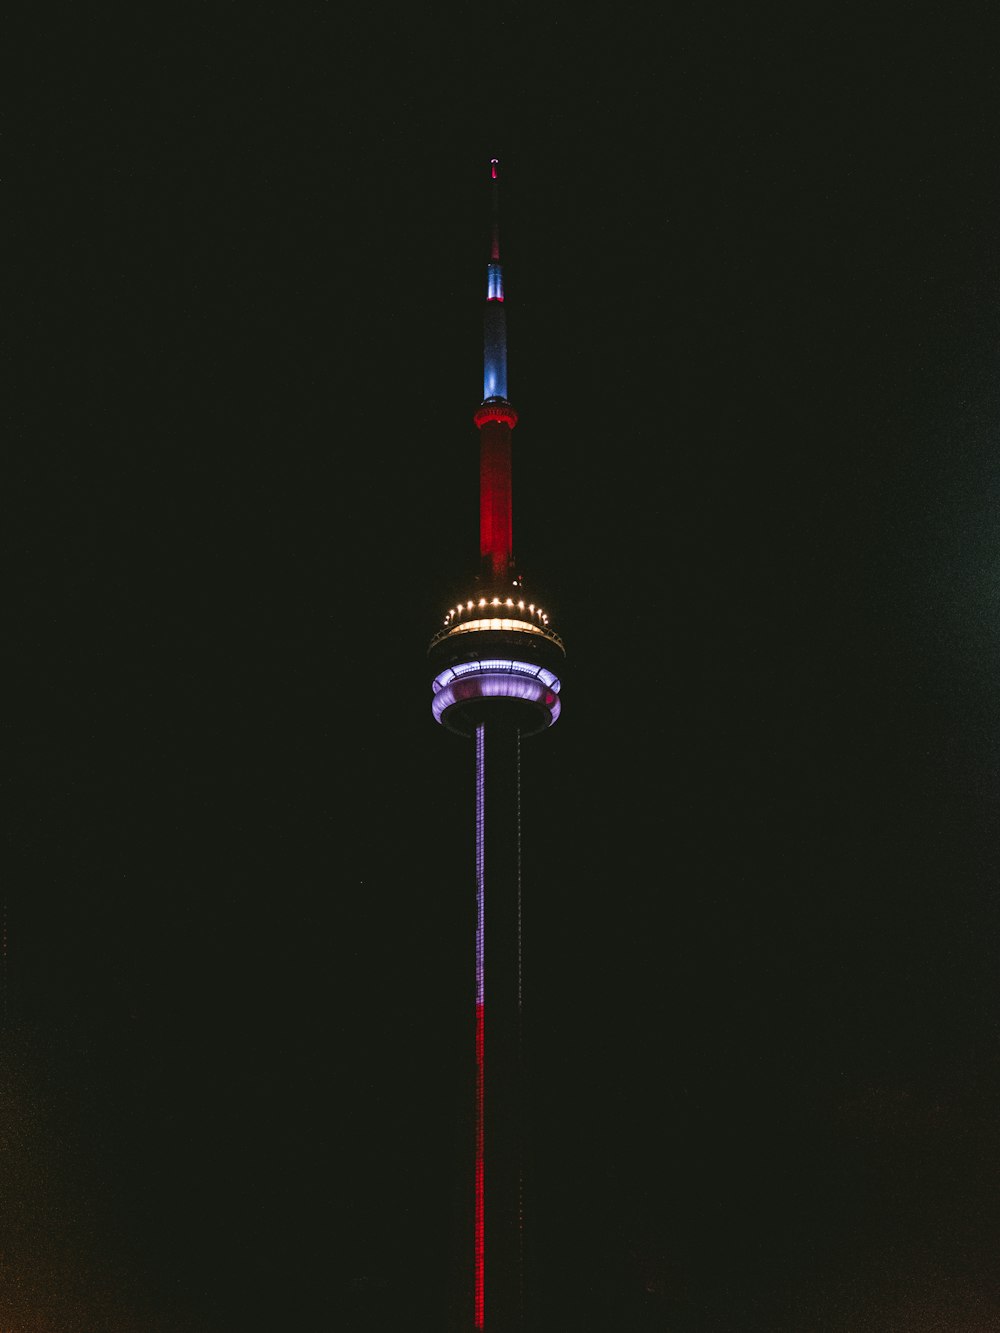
<box><xmin>474</xmin><ymin>723</ymin><xmax>486</xmax><ymax>1329</ymax></box>
<box><xmin>515</xmin><ymin>727</ymin><xmax>525</xmax><ymax>1318</ymax></box>
<box><xmin>515</xmin><ymin>728</ymin><xmax>522</xmax><ymax>1013</ymax></box>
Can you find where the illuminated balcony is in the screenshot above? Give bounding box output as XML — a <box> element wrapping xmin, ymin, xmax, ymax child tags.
<box><xmin>428</xmin><ymin>594</ymin><xmax>565</xmax><ymax>656</ymax></box>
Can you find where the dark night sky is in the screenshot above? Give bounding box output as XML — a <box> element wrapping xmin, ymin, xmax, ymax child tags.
<box><xmin>10</xmin><ymin>6</ymin><xmax>1000</xmax><ymax>1330</ymax></box>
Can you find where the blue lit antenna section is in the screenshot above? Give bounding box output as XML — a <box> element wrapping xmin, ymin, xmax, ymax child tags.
<box><xmin>484</xmin><ymin>158</ymin><xmax>509</xmax><ymax>402</ymax></box>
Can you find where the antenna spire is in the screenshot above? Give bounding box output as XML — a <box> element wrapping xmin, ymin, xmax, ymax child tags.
<box><xmin>483</xmin><ymin>157</ymin><xmax>508</xmax><ymax>400</ymax></box>
<box><xmin>475</xmin><ymin>157</ymin><xmax>517</xmax><ymax>579</ymax></box>
<box><xmin>490</xmin><ymin>158</ymin><xmax>500</xmax><ymax>260</ymax></box>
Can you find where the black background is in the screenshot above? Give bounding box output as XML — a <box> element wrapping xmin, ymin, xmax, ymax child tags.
<box><xmin>10</xmin><ymin>6</ymin><xmax>1000</xmax><ymax>1329</ymax></box>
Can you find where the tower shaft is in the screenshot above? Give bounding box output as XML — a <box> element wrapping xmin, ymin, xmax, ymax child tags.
<box><xmin>474</xmin><ymin>720</ymin><xmax>525</xmax><ymax>1330</ymax></box>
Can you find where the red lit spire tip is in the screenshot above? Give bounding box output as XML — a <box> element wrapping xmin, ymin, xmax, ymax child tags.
<box><xmin>490</xmin><ymin>157</ymin><xmax>498</xmax><ymax>180</ymax></box>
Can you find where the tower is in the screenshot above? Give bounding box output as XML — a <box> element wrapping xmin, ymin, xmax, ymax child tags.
<box><xmin>428</xmin><ymin>159</ymin><xmax>565</xmax><ymax>1331</ymax></box>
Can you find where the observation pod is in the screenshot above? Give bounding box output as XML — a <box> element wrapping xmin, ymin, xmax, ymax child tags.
<box><xmin>427</xmin><ymin>594</ymin><xmax>566</xmax><ymax>737</ymax></box>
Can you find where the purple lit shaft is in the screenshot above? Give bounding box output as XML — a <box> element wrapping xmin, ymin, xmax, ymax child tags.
<box><xmin>476</xmin><ymin>724</ymin><xmax>485</xmax><ymax>1007</ymax></box>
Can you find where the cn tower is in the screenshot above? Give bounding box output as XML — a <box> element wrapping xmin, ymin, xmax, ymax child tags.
<box><xmin>428</xmin><ymin>159</ymin><xmax>565</xmax><ymax>1331</ymax></box>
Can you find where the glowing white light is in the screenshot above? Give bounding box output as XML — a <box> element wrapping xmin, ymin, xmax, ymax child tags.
<box><xmin>435</xmin><ymin>658</ymin><xmax>560</xmax><ymax>689</ymax></box>
<box><xmin>442</xmin><ymin>616</ymin><xmax>547</xmax><ymax>638</ymax></box>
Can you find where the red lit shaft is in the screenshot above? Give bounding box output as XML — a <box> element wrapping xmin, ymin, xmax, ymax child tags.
<box><xmin>475</xmin><ymin>1001</ymin><xmax>485</xmax><ymax>1328</ymax></box>
<box><xmin>479</xmin><ymin>418</ymin><xmax>513</xmax><ymax>580</ymax></box>
<box><xmin>475</xmin><ymin>723</ymin><xmax>524</xmax><ymax>1329</ymax></box>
